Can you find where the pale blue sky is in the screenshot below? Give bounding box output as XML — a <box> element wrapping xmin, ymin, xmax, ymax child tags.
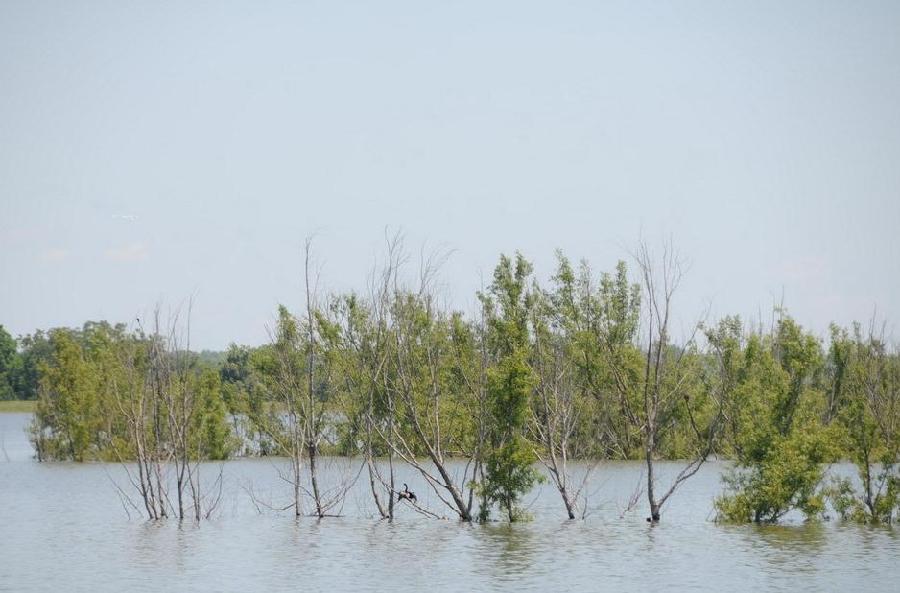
<box><xmin>2</xmin><ymin>0</ymin><xmax>899</xmax><ymax>349</ymax></box>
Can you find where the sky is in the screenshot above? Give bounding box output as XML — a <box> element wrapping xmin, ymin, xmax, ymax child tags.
<box><xmin>1</xmin><ymin>0</ymin><xmax>899</xmax><ymax>350</ymax></box>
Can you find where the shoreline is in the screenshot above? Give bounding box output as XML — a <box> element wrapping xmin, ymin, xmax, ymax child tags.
<box><xmin>0</xmin><ymin>400</ymin><xmax>36</xmax><ymax>413</ymax></box>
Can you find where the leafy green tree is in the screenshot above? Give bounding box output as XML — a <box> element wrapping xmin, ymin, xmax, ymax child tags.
<box><xmin>546</xmin><ymin>254</ymin><xmax>641</xmax><ymax>460</ymax></box>
<box><xmin>218</xmin><ymin>343</ymin><xmax>263</xmax><ymax>455</ymax></box>
<box><xmin>0</xmin><ymin>325</ymin><xmax>18</xmax><ymax>400</ymax></box>
<box><xmin>28</xmin><ymin>319</ymin><xmax>236</xmax><ymax>469</ymax></box>
<box><xmin>479</xmin><ymin>254</ymin><xmax>543</xmax><ymax>522</ymax></box>
<box><xmin>590</xmin><ymin>260</ymin><xmax>643</xmax><ymax>457</ymax></box>
<box><xmin>826</xmin><ymin>324</ymin><xmax>900</xmax><ymax>524</ymax></box>
<box><xmin>31</xmin><ymin>329</ymin><xmax>103</xmax><ymax>461</ymax></box>
<box><xmin>193</xmin><ymin>368</ymin><xmax>233</xmax><ymax>460</ymax></box>
<box><xmin>716</xmin><ymin>315</ymin><xmax>836</xmax><ymax>523</ymax></box>
<box><xmin>11</xmin><ymin>330</ymin><xmax>52</xmax><ymax>400</ymax></box>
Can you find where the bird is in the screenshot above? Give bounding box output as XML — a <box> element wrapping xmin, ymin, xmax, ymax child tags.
<box><xmin>397</xmin><ymin>483</ymin><xmax>417</xmax><ymax>503</ymax></box>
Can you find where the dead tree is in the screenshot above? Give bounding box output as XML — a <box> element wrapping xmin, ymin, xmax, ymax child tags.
<box><xmin>302</xmin><ymin>238</ymin><xmax>327</xmax><ymax>518</ymax></box>
<box><xmin>529</xmin><ymin>309</ymin><xmax>588</xmax><ymax>520</ymax></box>
<box><xmin>370</xmin><ymin>244</ymin><xmax>482</xmax><ymax>522</ymax></box>
<box><xmin>111</xmin><ymin>306</ymin><xmax>223</xmax><ymax>521</ymax></box>
<box><xmin>254</xmin><ymin>239</ymin><xmax>354</xmax><ymax>518</ymax></box>
<box><xmin>335</xmin><ymin>235</ymin><xmax>407</xmax><ymax>519</ymax></box>
<box><xmin>612</xmin><ymin>240</ymin><xmax>725</xmax><ymax>523</ymax></box>
<box><xmin>111</xmin><ymin>331</ymin><xmax>169</xmax><ymax>520</ymax></box>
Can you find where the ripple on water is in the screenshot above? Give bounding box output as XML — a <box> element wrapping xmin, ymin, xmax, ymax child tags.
<box><xmin>0</xmin><ymin>414</ymin><xmax>898</xmax><ymax>593</ymax></box>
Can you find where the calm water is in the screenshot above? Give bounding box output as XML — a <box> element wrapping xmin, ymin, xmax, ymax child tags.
<box><xmin>1</xmin><ymin>413</ymin><xmax>897</xmax><ymax>592</ymax></box>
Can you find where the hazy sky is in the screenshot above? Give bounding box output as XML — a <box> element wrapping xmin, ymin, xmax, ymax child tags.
<box><xmin>2</xmin><ymin>0</ymin><xmax>899</xmax><ymax>350</ymax></box>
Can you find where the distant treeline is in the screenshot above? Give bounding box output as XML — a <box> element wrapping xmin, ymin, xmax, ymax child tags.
<box><xmin>0</xmin><ymin>323</ymin><xmax>225</xmax><ymax>402</ymax></box>
<box><xmin>3</xmin><ymin>243</ymin><xmax>898</xmax><ymax>524</ymax></box>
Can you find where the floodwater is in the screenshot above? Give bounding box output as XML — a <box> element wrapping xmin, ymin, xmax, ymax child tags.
<box><xmin>1</xmin><ymin>413</ymin><xmax>897</xmax><ymax>593</ymax></box>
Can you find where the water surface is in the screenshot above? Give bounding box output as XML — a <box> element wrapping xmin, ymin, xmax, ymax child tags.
<box><xmin>1</xmin><ymin>413</ymin><xmax>897</xmax><ymax>592</ymax></box>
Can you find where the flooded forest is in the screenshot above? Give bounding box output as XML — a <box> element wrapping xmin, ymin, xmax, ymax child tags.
<box><xmin>4</xmin><ymin>241</ymin><xmax>898</xmax><ymax>528</ymax></box>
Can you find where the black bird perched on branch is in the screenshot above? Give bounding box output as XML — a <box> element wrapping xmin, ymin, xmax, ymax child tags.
<box><xmin>397</xmin><ymin>483</ymin><xmax>417</xmax><ymax>503</ymax></box>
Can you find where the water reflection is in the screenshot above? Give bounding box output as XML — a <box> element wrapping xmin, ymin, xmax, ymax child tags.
<box><xmin>477</xmin><ymin>523</ymin><xmax>539</xmax><ymax>579</ymax></box>
<box><xmin>752</xmin><ymin>522</ymin><xmax>827</xmax><ymax>553</ymax></box>
<box><xmin>1</xmin><ymin>413</ymin><xmax>899</xmax><ymax>593</ymax></box>
<box><xmin>745</xmin><ymin>523</ymin><xmax>827</xmax><ymax>576</ymax></box>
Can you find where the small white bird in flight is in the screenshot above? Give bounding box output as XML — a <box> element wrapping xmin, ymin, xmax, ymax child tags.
<box><xmin>112</xmin><ymin>214</ymin><xmax>138</xmax><ymax>222</ymax></box>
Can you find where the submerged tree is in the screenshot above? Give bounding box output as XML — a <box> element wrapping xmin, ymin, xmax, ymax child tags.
<box><xmin>604</xmin><ymin>241</ymin><xmax>726</xmax><ymax>523</ymax></box>
<box><xmin>333</xmin><ymin>287</ymin><xmax>398</xmax><ymax>519</ymax></box>
<box><xmin>332</xmin><ymin>237</ymin><xmax>416</xmax><ymax>520</ymax></box>
<box><xmin>23</xmin><ymin>237</ymin><xmax>899</xmax><ymax>527</ymax></box>
<box><xmin>827</xmin><ymin>321</ymin><xmax>900</xmax><ymax>524</ymax></box>
<box><xmin>32</xmin><ymin>330</ymin><xmax>100</xmax><ymax>461</ymax></box>
<box><xmin>101</xmin><ymin>308</ymin><xmax>231</xmax><ymax>521</ymax></box>
<box><xmin>250</xmin><ymin>240</ymin><xmax>352</xmax><ymax>518</ymax></box>
<box><xmin>478</xmin><ymin>253</ymin><xmax>543</xmax><ymax>522</ymax></box>
<box><xmin>379</xmin><ymin>259</ymin><xmax>482</xmax><ymax>522</ymax></box>
<box><xmin>715</xmin><ymin>314</ymin><xmax>836</xmax><ymax>523</ymax></box>
<box><xmin>526</xmin><ymin>252</ymin><xmax>607</xmax><ymax>519</ymax></box>
<box><xmin>529</xmin><ymin>290</ymin><xmax>582</xmax><ymax>519</ymax></box>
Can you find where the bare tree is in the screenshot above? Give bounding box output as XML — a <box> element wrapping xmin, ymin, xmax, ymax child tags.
<box><xmin>110</xmin><ymin>306</ymin><xmax>223</xmax><ymax>521</ymax></box>
<box><xmin>253</xmin><ymin>239</ymin><xmax>355</xmax><ymax>518</ymax></box>
<box><xmin>364</xmin><ymin>240</ymin><xmax>482</xmax><ymax>522</ymax></box>
<box><xmin>529</xmin><ymin>295</ymin><xmax>592</xmax><ymax>519</ymax></box>
<box><xmin>302</xmin><ymin>238</ymin><xmax>327</xmax><ymax>517</ymax></box>
<box><xmin>335</xmin><ymin>234</ymin><xmax>407</xmax><ymax>519</ymax></box>
<box><xmin>111</xmin><ymin>330</ymin><xmax>168</xmax><ymax>520</ymax></box>
<box><xmin>608</xmin><ymin>240</ymin><xmax>725</xmax><ymax>523</ymax></box>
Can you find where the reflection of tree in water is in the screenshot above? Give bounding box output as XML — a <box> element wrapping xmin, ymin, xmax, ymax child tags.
<box><xmin>358</xmin><ymin>520</ymin><xmax>470</xmax><ymax>589</ymax></box>
<box><xmin>481</xmin><ymin>524</ymin><xmax>538</xmax><ymax>577</ymax></box>
<box><xmin>829</xmin><ymin>522</ymin><xmax>899</xmax><ymax>559</ymax></box>
<box><xmin>172</xmin><ymin>521</ymin><xmax>198</xmax><ymax>572</ymax></box>
<box><xmin>128</xmin><ymin>521</ymin><xmax>196</xmax><ymax>573</ymax></box>
<box><xmin>741</xmin><ymin>523</ymin><xmax>827</xmax><ymax>574</ymax></box>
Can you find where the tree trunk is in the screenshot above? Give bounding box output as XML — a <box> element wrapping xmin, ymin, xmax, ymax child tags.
<box><xmin>561</xmin><ymin>487</ymin><xmax>576</xmax><ymax>520</ymax></box>
<box><xmin>309</xmin><ymin>442</ymin><xmax>323</xmax><ymax>518</ymax></box>
<box><xmin>646</xmin><ymin>444</ymin><xmax>660</xmax><ymax>523</ymax></box>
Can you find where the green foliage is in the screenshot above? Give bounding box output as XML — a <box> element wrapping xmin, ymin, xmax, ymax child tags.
<box><xmin>716</xmin><ymin>421</ymin><xmax>835</xmax><ymax>523</ymax></box>
<box><xmin>479</xmin><ymin>254</ymin><xmax>543</xmax><ymax>522</ymax></box>
<box><xmin>826</xmin><ymin>474</ymin><xmax>899</xmax><ymax>524</ymax></box>
<box><xmin>13</xmin><ymin>247</ymin><xmax>897</xmax><ymax>526</ymax></box>
<box><xmin>0</xmin><ymin>325</ymin><xmax>17</xmax><ymax>400</ymax></box>
<box><xmin>0</xmin><ymin>400</ymin><xmax>36</xmax><ymax>413</ymax></box>
<box><xmin>544</xmin><ymin>253</ymin><xmax>642</xmax><ymax>458</ymax></box>
<box><xmin>487</xmin><ymin>349</ymin><xmax>533</xmax><ymax>431</ymax></box>
<box><xmin>704</xmin><ymin>317</ymin><xmax>745</xmax><ymax>457</ymax></box>
<box><xmin>28</xmin><ymin>321</ymin><xmax>237</xmax><ymax>462</ymax></box>
<box><xmin>824</xmin><ymin>326</ymin><xmax>900</xmax><ymax>524</ymax></box>
<box><xmin>479</xmin><ymin>436</ymin><xmax>544</xmax><ymax>522</ymax></box>
<box><xmin>32</xmin><ymin>329</ymin><xmax>104</xmax><ymax>461</ymax></box>
<box><xmin>9</xmin><ymin>330</ymin><xmax>53</xmax><ymax>401</ymax></box>
<box><xmin>715</xmin><ymin>315</ymin><xmax>837</xmax><ymax>523</ymax></box>
<box><xmin>193</xmin><ymin>369</ymin><xmax>233</xmax><ymax>460</ymax></box>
